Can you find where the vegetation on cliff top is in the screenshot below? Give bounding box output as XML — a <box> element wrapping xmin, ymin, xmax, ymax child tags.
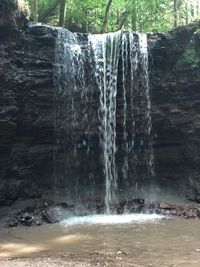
<box><xmin>25</xmin><ymin>0</ymin><xmax>200</xmax><ymax>33</ymax></box>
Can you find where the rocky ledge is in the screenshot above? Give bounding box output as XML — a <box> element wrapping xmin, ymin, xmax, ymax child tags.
<box><xmin>0</xmin><ymin>199</ymin><xmax>199</xmax><ymax>229</ymax></box>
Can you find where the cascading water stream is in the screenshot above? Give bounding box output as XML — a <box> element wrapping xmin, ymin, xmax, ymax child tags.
<box><xmin>121</xmin><ymin>32</ymin><xmax>154</xmax><ymax>189</ymax></box>
<box><xmin>138</xmin><ymin>34</ymin><xmax>154</xmax><ymax>177</ymax></box>
<box><xmin>54</xmin><ymin>28</ymin><xmax>154</xmax><ymax>214</ymax></box>
<box><xmin>89</xmin><ymin>32</ymin><xmax>121</xmax><ymax>214</ymax></box>
<box><xmin>53</xmin><ymin>29</ymin><xmax>90</xmax><ymax>200</ymax></box>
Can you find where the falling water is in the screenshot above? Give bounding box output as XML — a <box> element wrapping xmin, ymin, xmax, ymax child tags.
<box><xmin>139</xmin><ymin>34</ymin><xmax>154</xmax><ymax>176</ymax></box>
<box><xmin>89</xmin><ymin>32</ymin><xmax>121</xmax><ymax>214</ymax></box>
<box><xmin>54</xmin><ymin>28</ymin><xmax>154</xmax><ymax>213</ymax></box>
<box><xmin>53</xmin><ymin>28</ymin><xmax>92</xmax><ymax>201</ymax></box>
<box><xmin>121</xmin><ymin>32</ymin><xmax>154</xmax><ymax>190</ymax></box>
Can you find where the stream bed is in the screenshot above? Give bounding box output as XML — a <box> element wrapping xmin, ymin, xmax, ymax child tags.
<box><xmin>0</xmin><ymin>214</ymin><xmax>200</xmax><ymax>266</ymax></box>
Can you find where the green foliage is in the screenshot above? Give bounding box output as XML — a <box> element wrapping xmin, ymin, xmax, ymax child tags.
<box><xmin>26</xmin><ymin>0</ymin><xmax>200</xmax><ymax>33</ymax></box>
<box><xmin>176</xmin><ymin>45</ymin><xmax>199</xmax><ymax>70</ymax></box>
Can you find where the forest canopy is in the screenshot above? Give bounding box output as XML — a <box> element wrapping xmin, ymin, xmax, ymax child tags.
<box><xmin>26</xmin><ymin>0</ymin><xmax>200</xmax><ymax>33</ymax></box>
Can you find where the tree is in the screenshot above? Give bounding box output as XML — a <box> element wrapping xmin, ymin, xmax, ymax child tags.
<box><xmin>117</xmin><ymin>11</ymin><xmax>129</xmax><ymax>30</ymax></box>
<box><xmin>26</xmin><ymin>0</ymin><xmax>200</xmax><ymax>33</ymax></box>
<box><xmin>58</xmin><ymin>0</ymin><xmax>67</xmax><ymax>27</ymax></box>
<box><xmin>33</xmin><ymin>0</ymin><xmax>38</xmax><ymax>21</ymax></box>
<box><xmin>100</xmin><ymin>0</ymin><xmax>113</xmax><ymax>33</ymax></box>
<box><xmin>131</xmin><ymin>0</ymin><xmax>137</xmax><ymax>31</ymax></box>
<box><xmin>39</xmin><ymin>0</ymin><xmax>60</xmax><ymax>23</ymax></box>
<box><xmin>174</xmin><ymin>0</ymin><xmax>178</xmax><ymax>27</ymax></box>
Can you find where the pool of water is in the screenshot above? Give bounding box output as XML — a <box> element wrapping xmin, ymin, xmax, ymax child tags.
<box><xmin>0</xmin><ymin>214</ymin><xmax>200</xmax><ymax>266</ymax></box>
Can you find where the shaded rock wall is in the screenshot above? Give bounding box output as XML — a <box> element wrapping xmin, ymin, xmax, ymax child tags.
<box><xmin>1</xmin><ymin>2</ymin><xmax>200</xmax><ymax>205</ymax></box>
<box><xmin>149</xmin><ymin>22</ymin><xmax>200</xmax><ymax>202</ymax></box>
<box><xmin>0</xmin><ymin>4</ymin><xmax>55</xmax><ymax>205</ymax></box>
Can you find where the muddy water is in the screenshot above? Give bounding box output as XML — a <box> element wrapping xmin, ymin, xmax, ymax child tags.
<box><xmin>0</xmin><ymin>215</ymin><xmax>200</xmax><ymax>266</ymax></box>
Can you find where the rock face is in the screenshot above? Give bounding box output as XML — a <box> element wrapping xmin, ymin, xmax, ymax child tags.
<box><xmin>149</xmin><ymin>22</ymin><xmax>200</xmax><ymax>202</ymax></box>
<box><xmin>1</xmin><ymin>2</ymin><xmax>200</xmax><ymax>206</ymax></box>
<box><xmin>0</xmin><ymin>3</ymin><xmax>55</xmax><ymax>205</ymax></box>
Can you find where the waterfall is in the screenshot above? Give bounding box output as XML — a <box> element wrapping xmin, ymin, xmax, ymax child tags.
<box><xmin>53</xmin><ymin>29</ymin><xmax>91</xmax><ymax>201</ymax></box>
<box><xmin>54</xmin><ymin>28</ymin><xmax>154</xmax><ymax>213</ymax></box>
<box><xmin>121</xmin><ymin>32</ymin><xmax>154</xmax><ymax>190</ymax></box>
<box><xmin>89</xmin><ymin>32</ymin><xmax>121</xmax><ymax>214</ymax></box>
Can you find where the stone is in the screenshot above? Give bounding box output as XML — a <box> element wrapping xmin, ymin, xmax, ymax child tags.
<box><xmin>20</xmin><ymin>214</ymin><xmax>34</xmax><ymax>226</ymax></box>
<box><xmin>42</xmin><ymin>207</ymin><xmax>60</xmax><ymax>224</ymax></box>
<box><xmin>159</xmin><ymin>202</ymin><xmax>172</xmax><ymax>210</ymax></box>
<box><xmin>9</xmin><ymin>221</ymin><xmax>18</xmax><ymax>227</ymax></box>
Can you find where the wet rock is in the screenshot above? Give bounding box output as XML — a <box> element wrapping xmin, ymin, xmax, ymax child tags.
<box><xmin>113</xmin><ymin>199</ymin><xmax>148</xmax><ymax>214</ymax></box>
<box><xmin>34</xmin><ymin>219</ymin><xmax>43</xmax><ymax>226</ymax></box>
<box><xmin>42</xmin><ymin>207</ymin><xmax>60</xmax><ymax>224</ymax></box>
<box><xmin>126</xmin><ymin>199</ymin><xmax>145</xmax><ymax>213</ymax></box>
<box><xmin>20</xmin><ymin>214</ymin><xmax>34</xmax><ymax>226</ymax></box>
<box><xmin>9</xmin><ymin>221</ymin><xmax>18</xmax><ymax>227</ymax></box>
<box><xmin>158</xmin><ymin>203</ymin><xmax>200</xmax><ymax>219</ymax></box>
<box><xmin>2</xmin><ymin>198</ymin><xmax>200</xmax><ymax>229</ymax></box>
<box><xmin>86</xmin><ymin>197</ymin><xmax>105</xmax><ymax>214</ymax></box>
<box><xmin>184</xmin><ymin>211</ymin><xmax>197</xmax><ymax>219</ymax></box>
<box><xmin>159</xmin><ymin>202</ymin><xmax>172</xmax><ymax>210</ymax></box>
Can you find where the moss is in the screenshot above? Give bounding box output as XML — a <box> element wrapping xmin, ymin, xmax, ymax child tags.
<box><xmin>176</xmin><ymin>45</ymin><xmax>199</xmax><ymax>70</ymax></box>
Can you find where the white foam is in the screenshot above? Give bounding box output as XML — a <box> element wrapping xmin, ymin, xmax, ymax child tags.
<box><xmin>62</xmin><ymin>214</ymin><xmax>164</xmax><ymax>227</ymax></box>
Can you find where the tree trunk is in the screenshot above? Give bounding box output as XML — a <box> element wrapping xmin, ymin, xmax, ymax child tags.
<box><xmin>39</xmin><ymin>0</ymin><xmax>60</xmax><ymax>22</ymax></box>
<box><xmin>185</xmin><ymin>2</ymin><xmax>188</xmax><ymax>25</ymax></box>
<box><xmin>131</xmin><ymin>0</ymin><xmax>137</xmax><ymax>31</ymax></box>
<box><xmin>191</xmin><ymin>3</ymin><xmax>195</xmax><ymax>19</ymax></box>
<box><xmin>82</xmin><ymin>9</ymin><xmax>88</xmax><ymax>32</ymax></box>
<box><xmin>197</xmin><ymin>1</ymin><xmax>200</xmax><ymax>17</ymax></box>
<box><xmin>100</xmin><ymin>0</ymin><xmax>113</xmax><ymax>33</ymax></box>
<box><xmin>139</xmin><ymin>19</ymin><xmax>142</xmax><ymax>32</ymax></box>
<box><xmin>58</xmin><ymin>0</ymin><xmax>66</xmax><ymax>27</ymax></box>
<box><xmin>117</xmin><ymin>11</ymin><xmax>129</xmax><ymax>31</ymax></box>
<box><xmin>174</xmin><ymin>0</ymin><xmax>178</xmax><ymax>28</ymax></box>
<box><xmin>33</xmin><ymin>0</ymin><xmax>38</xmax><ymax>22</ymax></box>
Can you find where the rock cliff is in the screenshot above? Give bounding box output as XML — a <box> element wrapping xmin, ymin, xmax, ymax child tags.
<box><xmin>149</xmin><ymin>22</ymin><xmax>200</xmax><ymax>202</ymax></box>
<box><xmin>1</xmin><ymin>2</ymin><xmax>200</xmax><ymax>206</ymax></box>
